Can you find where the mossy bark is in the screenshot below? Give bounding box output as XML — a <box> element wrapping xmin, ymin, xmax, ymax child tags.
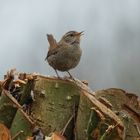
<box><xmin>0</xmin><ymin>90</ymin><xmax>18</xmax><ymax>128</ymax></box>
<box><xmin>9</xmin><ymin>78</ymin><xmax>35</xmax><ymax>140</ymax></box>
<box><xmin>95</xmin><ymin>88</ymin><xmax>140</xmax><ymax>140</ymax></box>
<box><xmin>1</xmin><ymin>73</ymin><xmax>140</xmax><ymax>140</ymax></box>
<box><xmin>0</xmin><ymin>86</ymin><xmax>2</xmax><ymax>96</ymax></box>
<box><xmin>10</xmin><ymin>109</ymin><xmax>34</xmax><ymax>140</ymax></box>
<box><xmin>31</xmin><ymin>75</ymin><xmax>81</xmax><ymax>140</ymax></box>
<box><xmin>76</xmin><ymin>91</ymin><xmax>124</xmax><ymax>140</ymax></box>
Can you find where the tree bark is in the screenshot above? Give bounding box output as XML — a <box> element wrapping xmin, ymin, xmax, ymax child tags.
<box><xmin>95</xmin><ymin>88</ymin><xmax>140</xmax><ymax>140</ymax></box>
<box><xmin>1</xmin><ymin>73</ymin><xmax>140</xmax><ymax>140</ymax></box>
<box><xmin>0</xmin><ymin>90</ymin><xmax>18</xmax><ymax>128</ymax></box>
<box><xmin>76</xmin><ymin>90</ymin><xmax>124</xmax><ymax>140</ymax></box>
<box><xmin>31</xmin><ymin>75</ymin><xmax>81</xmax><ymax>140</ymax></box>
<box><xmin>10</xmin><ymin>108</ymin><xmax>34</xmax><ymax>140</ymax></box>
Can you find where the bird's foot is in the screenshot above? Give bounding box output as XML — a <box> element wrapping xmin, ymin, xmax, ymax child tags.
<box><xmin>54</xmin><ymin>69</ymin><xmax>63</xmax><ymax>79</ymax></box>
<box><xmin>63</xmin><ymin>76</ymin><xmax>74</xmax><ymax>81</ymax></box>
<box><xmin>66</xmin><ymin>71</ymin><xmax>76</xmax><ymax>81</ymax></box>
<box><xmin>57</xmin><ymin>76</ymin><xmax>63</xmax><ymax>80</ymax></box>
<box><xmin>69</xmin><ymin>75</ymin><xmax>75</xmax><ymax>81</ymax></box>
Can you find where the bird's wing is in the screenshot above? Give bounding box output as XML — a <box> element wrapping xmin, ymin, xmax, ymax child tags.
<box><xmin>46</xmin><ymin>47</ymin><xmax>62</xmax><ymax>60</ymax></box>
<box><xmin>45</xmin><ymin>35</ymin><xmax>68</xmax><ymax>60</ymax></box>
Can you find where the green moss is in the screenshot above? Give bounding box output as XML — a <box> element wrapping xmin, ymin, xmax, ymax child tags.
<box><xmin>0</xmin><ymin>94</ymin><xmax>17</xmax><ymax>128</ymax></box>
<box><xmin>10</xmin><ymin>109</ymin><xmax>32</xmax><ymax>140</ymax></box>
<box><xmin>32</xmin><ymin>77</ymin><xmax>81</xmax><ymax>139</ymax></box>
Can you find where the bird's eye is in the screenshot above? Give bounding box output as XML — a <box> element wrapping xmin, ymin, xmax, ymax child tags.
<box><xmin>70</xmin><ymin>34</ymin><xmax>74</xmax><ymax>37</ymax></box>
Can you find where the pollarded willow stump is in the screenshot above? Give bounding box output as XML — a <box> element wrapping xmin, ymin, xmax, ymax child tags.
<box><xmin>1</xmin><ymin>72</ymin><xmax>139</xmax><ymax>140</ymax></box>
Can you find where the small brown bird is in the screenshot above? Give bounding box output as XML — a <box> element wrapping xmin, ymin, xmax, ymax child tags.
<box><xmin>45</xmin><ymin>31</ymin><xmax>83</xmax><ymax>79</ymax></box>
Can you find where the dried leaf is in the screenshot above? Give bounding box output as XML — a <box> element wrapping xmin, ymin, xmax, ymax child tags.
<box><xmin>13</xmin><ymin>79</ymin><xmax>26</xmax><ymax>84</ymax></box>
<box><xmin>26</xmin><ymin>136</ymin><xmax>33</xmax><ymax>140</ymax></box>
<box><xmin>92</xmin><ymin>128</ymin><xmax>100</xmax><ymax>139</ymax></box>
<box><xmin>0</xmin><ymin>123</ymin><xmax>11</xmax><ymax>140</ymax></box>
<box><xmin>51</xmin><ymin>132</ymin><xmax>66</xmax><ymax>140</ymax></box>
<box><xmin>0</xmin><ymin>80</ymin><xmax>4</xmax><ymax>85</ymax></box>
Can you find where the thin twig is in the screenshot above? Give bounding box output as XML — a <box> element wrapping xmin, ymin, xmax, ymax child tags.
<box><xmin>61</xmin><ymin>114</ymin><xmax>74</xmax><ymax>135</ymax></box>
<box><xmin>3</xmin><ymin>90</ymin><xmax>22</xmax><ymax>109</ymax></box>
<box><xmin>19</xmin><ymin>108</ymin><xmax>34</xmax><ymax>126</ymax></box>
<box><xmin>134</xmin><ymin>123</ymin><xmax>140</xmax><ymax>136</ymax></box>
<box><xmin>3</xmin><ymin>89</ymin><xmax>34</xmax><ymax>125</ymax></box>
<box><xmin>12</xmin><ymin>130</ymin><xmax>24</xmax><ymax>140</ymax></box>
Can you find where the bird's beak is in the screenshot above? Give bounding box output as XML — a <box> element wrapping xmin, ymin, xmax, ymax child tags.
<box><xmin>75</xmin><ymin>31</ymin><xmax>84</xmax><ymax>36</ymax></box>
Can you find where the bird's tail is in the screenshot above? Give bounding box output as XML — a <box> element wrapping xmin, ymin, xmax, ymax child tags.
<box><xmin>46</xmin><ymin>34</ymin><xmax>57</xmax><ymax>50</ymax></box>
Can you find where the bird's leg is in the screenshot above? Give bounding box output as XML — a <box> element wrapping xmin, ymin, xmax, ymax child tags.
<box><xmin>55</xmin><ymin>69</ymin><xmax>60</xmax><ymax>78</ymax></box>
<box><xmin>67</xmin><ymin>71</ymin><xmax>75</xmax><ymax>81</ymax></box>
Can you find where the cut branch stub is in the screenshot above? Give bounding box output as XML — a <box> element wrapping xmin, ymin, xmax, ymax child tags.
<box><xmin>76</xmin><ymin>91</ymin><xmax>124</xmax><ymax>140</ymax></box>
<box><xmin>95</xmin><ymin>88</ymin><xmax>140</xmax><ymax>140</ymax></box>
